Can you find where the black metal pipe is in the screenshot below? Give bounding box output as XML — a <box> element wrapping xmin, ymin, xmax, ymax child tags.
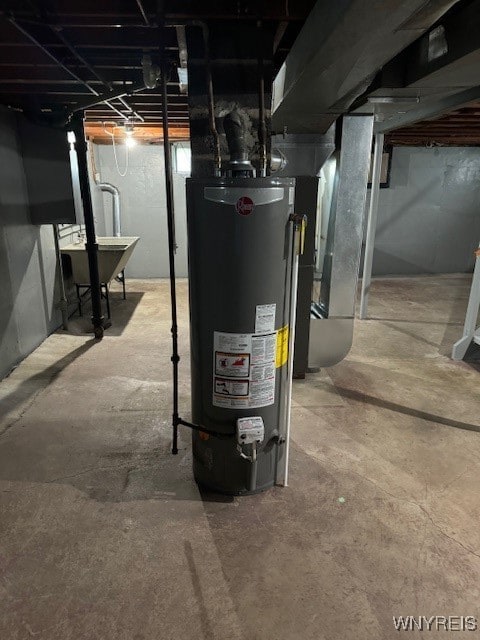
<box><xmin>72</xmin><ymin>115</ymin><xmax>105</xmax><ymax>339</ymax></box>
<box><xmin>135</xmin><ymin>0</ymin><xmax>150</xmax><ymax>26</ymax></box>
<box><xmin>55</xmin><ymin>27</ymin><xmax>111</xmax><ymax>87</ymax></box>
<box><xmin>117</xmin><ymin>97</ymin><xmax>145</xmax><ymax>122</ymax></box>
<box><xmin>52</xmin><ymin>24</ymin><xmax>145</xmax><ymax>122</ymax></box>
<box><xmin>105</xmin><ymin>102</ymin><xmax>127</xmax><ymax>120</ymax></box>
<box><xmin>190</xmin><ymin>21</ymin><xmax>221</xmax><ymax>175</ymax></box>
<box><xmin>257</xmin><ymin>20</ymin><xmax>267</xmax><ymax>177</ymax></box>
<box><xmin>161</xmin><ymin>60</ymin><xmax>180</xmax><ymax>454</ymax></box>
<box><xmin>8</xmin><ymin>15</ymin><xmax>136</xmax><ymax>123</ymax></box>
<box><xmin>71</xmin><ymin>83</ymin><xmax>146</xmax><ymax>115</ymax></box>
<box><xmin>0</xmin><ymin>14</ymin><xmax>303</xmax><ymax>27</ymax></box>
<box><xmin>8</xmin><ymin>16</ymin><xmax>98</xmax><ymax>97</ymax></box>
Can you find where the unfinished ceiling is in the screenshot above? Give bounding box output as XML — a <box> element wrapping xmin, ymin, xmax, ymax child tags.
<box><xmin>0</xmin><ymin>0</ymin><xmax>316</xmax><ymax>142</ymax></box>
<box><xmin>386</xmin><ymin>101</ymin><xmax>480</xmax><ymax>145</ymax></box>
<box><xmin>2</xmin><ymin>0</ymin><xmax>480</xmax><ymax>147</ymax></box>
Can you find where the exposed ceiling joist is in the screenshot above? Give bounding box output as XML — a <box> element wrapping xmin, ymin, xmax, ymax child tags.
<box><xmin>0</xmin><ymin>0</ymin><xmax>317</xmax><ymax>140</ymax></box>
<box><xmin>387</xmin><ymin>101</ymin><xmax>480</xmax><ymax>146</ymax></box>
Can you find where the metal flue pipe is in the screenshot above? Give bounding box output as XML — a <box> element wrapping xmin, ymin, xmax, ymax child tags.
<box><xmin>98</xmin><ymin>182</ymin><xmax>121</xmax><ymax>237</ymax></box>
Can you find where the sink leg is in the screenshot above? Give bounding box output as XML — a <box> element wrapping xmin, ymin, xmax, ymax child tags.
<box><xmin>104</xmin><ymin>284</ymin><xmax>111</xmax><ymax>319</ymax></box>
<box><xmin>76</xmin><ymin>284</ymin><xmax>83</xmax><ymax>317</ymax></box>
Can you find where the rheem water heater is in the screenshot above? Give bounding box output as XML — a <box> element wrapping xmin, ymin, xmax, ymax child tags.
<box><xmin>186</xmin><ymin>177</ymin><xmax>297</xmax><ymax>494</ymax></box>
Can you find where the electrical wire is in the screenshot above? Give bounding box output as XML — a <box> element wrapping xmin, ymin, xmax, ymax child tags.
<box><xmin>102</xmin><ymin>122</ymin><xmax>129</xmax><ymax>177</ymax></box>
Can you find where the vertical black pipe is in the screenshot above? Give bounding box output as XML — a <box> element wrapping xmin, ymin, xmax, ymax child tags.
<box><xmin>257</xmin><ymin>20</ymin><xmax>267</xmax><ymax>177</ymax></box>
<box><xmin>191</xmin><ymin>21</ymin><xmax>221</xmax><ymax>175</ymax></box>
<box><xmin>72</xmin><ymin>114</ymin><xmax>104</xmax><ymax>339</ymax></box>
<box><xmin>161</xmin><ymin>61</ymin><xmax>180</xmax><ymax>455</ymax></box>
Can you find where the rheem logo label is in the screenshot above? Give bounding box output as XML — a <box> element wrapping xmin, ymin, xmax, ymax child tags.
<box><xmin>235</xmin><ymin>196</ymin><xmax>254</xmax><ymax>216</ymax></box>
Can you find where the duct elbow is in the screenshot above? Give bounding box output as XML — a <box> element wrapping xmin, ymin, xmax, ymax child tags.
<box><xmin>98</xmin><ymin>182</ymin><xmax>121</xmax><ymax>237</ymax></box>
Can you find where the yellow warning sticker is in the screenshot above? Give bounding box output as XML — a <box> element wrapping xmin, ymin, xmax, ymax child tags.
<box><xmin>275</xmin><ymin>325</ymin><xmax>289</xmax><ymax>368</ymax></box>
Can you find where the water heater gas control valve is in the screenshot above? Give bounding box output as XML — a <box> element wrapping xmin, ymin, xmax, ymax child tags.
<box><xmin>236</xmin><ymin>417</ymin><xmax>265</xmax><ymax>445</ymax></box>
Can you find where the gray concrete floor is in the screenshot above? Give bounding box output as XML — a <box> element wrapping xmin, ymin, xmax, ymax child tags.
<box><xmin>1</xmin><ymin>275</ymin><xmax>479</xmax><ymax>640</ymax></box>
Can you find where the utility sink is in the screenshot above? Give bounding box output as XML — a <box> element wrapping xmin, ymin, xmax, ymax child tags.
<box><xmin>61</xmin><ymin>236</ymin><xmax>140</xmax><ymax>284</ymax></box>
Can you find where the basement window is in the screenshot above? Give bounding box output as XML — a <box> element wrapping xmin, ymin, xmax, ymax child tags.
<box><xmin>173</xmin><ymin>143</ymin><xmax>191</xmax><ymax>175</ymax></box>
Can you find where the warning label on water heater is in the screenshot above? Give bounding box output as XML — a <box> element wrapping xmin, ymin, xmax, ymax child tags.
<box><xmin>212</xmin><ymin>331</ymin><xmax>276</xmax><ymax>409</ymax></box>
<box><xmin>215</xmin><ymin>352</ymin><xmax>250</xmax><ymax>378</ymax></box>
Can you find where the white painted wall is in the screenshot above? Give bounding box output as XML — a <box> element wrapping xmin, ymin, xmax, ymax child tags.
<box><xmin>95</xmin><ymin>143</ymin><xmax>480</xmax><ymax>279</ymax></box>
<box><xmin>367</xmin><ymin>146</ymin><xmax>480</xmax><ymax>275</ymax></box>
<box><xmin>93</xmin><ymin>143</ymin><xmax>188</xmax><ymax>278</ymax></box>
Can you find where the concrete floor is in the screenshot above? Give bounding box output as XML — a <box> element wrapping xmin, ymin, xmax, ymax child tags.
<box><xmin>0</xmin><ymin>275</ymin><xmax>479</xmax><ymax>640</ymax></box>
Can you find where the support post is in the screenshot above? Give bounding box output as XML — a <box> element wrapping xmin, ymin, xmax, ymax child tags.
<box><xmin>72</xmin><ymin>115</ymin><xmax>104</xmax><ymax>339</ymax></box>
<box><xmin>359</xmin><ymin>132</ymin><xmax>384</xmax><ymax>319</ymax></box>
<box><xmin>452</xmin><ymin>246</ymin><xmax>480</xmax><ymax>360</ymax></box>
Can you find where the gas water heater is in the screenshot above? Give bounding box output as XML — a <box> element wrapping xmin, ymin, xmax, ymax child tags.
<box><xmin>160</xmin><ymin>34</ymin><xmax>304</xmax><ymax>495</ymax></box>
<box><xmin>186</xmin><ymin>175</ymin><xmax>301</xmax><ymax>494</ymax></box>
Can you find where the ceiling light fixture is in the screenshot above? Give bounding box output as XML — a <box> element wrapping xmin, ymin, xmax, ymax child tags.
<box><xmin>124</xmin><ymin>121</ymin><xmax>135</xmax><ymax>137</ymax></box>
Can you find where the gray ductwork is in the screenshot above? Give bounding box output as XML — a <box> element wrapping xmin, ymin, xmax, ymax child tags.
<box><xmin>272</xmin><ymin>0</ymin><xmax>460</xmax><ymax>133</ymax></box>
<box><xmin>98</xmin><ymin>182</ymin><xmax>121</xmax><ymax>237</ymax></box>
<box><xmin>271</xmin><ymin>128</ymin><xmax>336</xmax><ymax>177</ymax></box>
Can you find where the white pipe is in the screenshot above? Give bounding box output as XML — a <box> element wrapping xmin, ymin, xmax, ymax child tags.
<box><xmin>280</xmin><ymin>225</ymin><xmax>301</xmax><ymax>487</ymax></box>
<box><xmin>359</xmin><ymin>132</ymin><xmax>384</xmax><ymax>319</ymax></box>
<box><xmin>98</xmin><ymin>182</ymin><xmax>121</xmax><ymax>237</ymax></box>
